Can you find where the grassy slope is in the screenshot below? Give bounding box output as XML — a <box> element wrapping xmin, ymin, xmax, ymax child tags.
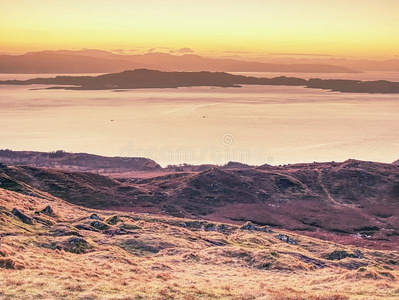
<box><xmin>2</xmin><ymin>162</ymin><xmax>398</xmax><ymax>250</ymax></box>
<box><xmin>0</xmin><ymin>188</ymin><xmax>398</xmax><ymax>300</ymax></box>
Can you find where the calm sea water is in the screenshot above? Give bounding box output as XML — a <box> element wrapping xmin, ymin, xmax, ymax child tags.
<box><xmin>1</xmin><ymin>72</ymin><xmax>398</xmax><ymax>166</ymax></box>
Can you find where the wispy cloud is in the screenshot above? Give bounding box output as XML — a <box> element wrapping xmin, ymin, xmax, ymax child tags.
<box><xmin>222</xmin><ymin>50</ymin><xmax>252</xmax><ymax>54</ymax></box>
<box><xmin>111</xmin><ymin>49</ymin><xmax>125</xmax><ymax>54</ymax></box>
<box><xmin>147</xmin><ymin>48</ymin><xmax>157</xmax><ymax>53</ymax></box>
<box><xmin>169</xmin><ymin>47</ymin><xmax>195</xmax><ymax>54</ymax></box>
<box><xmin>269</xmin><ymin>52</ymin><xmax>335</xmax><ymax>57</ymax></box>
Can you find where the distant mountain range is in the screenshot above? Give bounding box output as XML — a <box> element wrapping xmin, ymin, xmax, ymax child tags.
<box><xmin>0</xmin><ymin>50</ymin><xmax>358</xmax><ymax>74</ymax></box>
<box><xmin>1</xmin><ymin>69</ymin><xmax>399</xmax><ymax>93</ymax></box>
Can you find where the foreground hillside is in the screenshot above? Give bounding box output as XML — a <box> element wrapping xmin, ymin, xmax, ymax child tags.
<box><xmin>1</xmin><ymin>159</ymin><xmax>398</xmax><ymax>250</ymax></box>
<box><xmin>0</xmin><ymin>188</ymin><xmax>398</xmax><ymax>299</ymax></box>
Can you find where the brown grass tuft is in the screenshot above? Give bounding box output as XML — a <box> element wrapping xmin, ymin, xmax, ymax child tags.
<box><xmin>342</xmin><ymin>266</ymin><xmax>397</xmax><ymax>281</ymax></box>
<box><xmin>0</xmin><ymin>257</ymin><xmax>25</xmax><ymax>269</ymax></box>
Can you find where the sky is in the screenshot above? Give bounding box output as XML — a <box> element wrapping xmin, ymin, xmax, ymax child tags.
<box><xmin>1</xmin><ymin>0</ymin><xmax>398</xmax><ymax>58</ymax></box>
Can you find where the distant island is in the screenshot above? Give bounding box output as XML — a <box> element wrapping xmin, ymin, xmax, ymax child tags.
<box><xmin>1</xmin><ymin>69</ymin><xmax>399</xmax><ymax>94</ymax></box>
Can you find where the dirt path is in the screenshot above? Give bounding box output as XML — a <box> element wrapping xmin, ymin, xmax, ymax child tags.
<box><xmin>316</xmin><ymin>169</ymin><xmax>341</xmax><ymax>205</ymax></box>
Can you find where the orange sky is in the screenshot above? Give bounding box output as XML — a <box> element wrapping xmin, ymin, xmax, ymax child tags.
<box><xmin>1</xmin><ymin>0</ymin><xmax>398</xmax><ymax>58</ymax></box>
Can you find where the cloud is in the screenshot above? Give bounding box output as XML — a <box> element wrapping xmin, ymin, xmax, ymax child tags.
<box><xmin>147</xmin><ymin>48</ymin><xmax>157</xmax><ymax>53</ymax></box>
<box><xmin>169</xmin><ymin>47</ymin><xmax>195</xmax><ymax>54</ymax></box>
<box><xmin>269</xmin><ymin>52</ymin><xmax>335</xmax><ymax>57</ymax></box>
<box><xmin>222</xmin><ymin>50</ymin><xmax>252</xmax><ymax>54</ymax></box>
<box><xmin>111</xmin><ymin>49</ymin><xmax>125</xmax><ymax>54</ymax></box>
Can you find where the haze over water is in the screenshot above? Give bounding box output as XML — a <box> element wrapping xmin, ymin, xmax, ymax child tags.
<box><xmin>1</xmin><ymin>72</ymin><xmax>399</xmax><ymax>167</ymax></box>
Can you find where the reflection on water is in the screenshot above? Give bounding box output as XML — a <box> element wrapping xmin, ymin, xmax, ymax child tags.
<box><xmin>1</xmin><ymin>81</ymin><xmax>398</xmax><ymax>166</ymax></box>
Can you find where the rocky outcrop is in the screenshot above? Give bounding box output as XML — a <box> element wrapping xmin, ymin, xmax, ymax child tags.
<box><xmin>41</xmin><ymin>205</ymin><xmax>55</xmax><ymax>216</ymax></box>
<box><xmin>240</xmin><ymin>222</ymin><xmax>271</xmax><ymax>233</ymax></box>
<box><xmin>11</xmin><ymin>208</ymin><xmax>33</xmax><ymax>224</ymax></box>
<box><xmin>327</xmin><ymin>250</ymin><xmax>364</xmax><ymax>260</ymax></box>
<box><xmin>106</xmin><ymin>215</ymin><xmax>121</xmax><ymax>225</ymax></box>
<box><xmin>89</xmin><ymin>213</ymin><xmax>102</xmax><ymax>220</ymax></box>
<box><xmin>51</xmin><ymin>237</ymin><xmax>92</xmax><ymax>254</ymax></box>
<box><xmin>276</xmin><ymin>234</ymin><xmax>298</xmax><ymax>245</ymax></box>
<box><xmin>90</xmin><ymin>221</ymin><xmax>110</xmax><ymax>230</ymax></box>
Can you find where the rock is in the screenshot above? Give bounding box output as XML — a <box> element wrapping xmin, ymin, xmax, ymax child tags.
<box><xmin>88</xmin><ymin>213</ymin><xmax>102</xmax><ymax>220</ymax></box>
<box><xmin>90</xmin><ymin>220</ymin><xmax>110</xmax><ymax>230</ymax></box>
<box><xmin>276</xmin><ymin>234</ymin><xmax>298</xmax><ymax>245</ymax></box>
<box><xmin>11</xmin><ymin>208</ymin><xmax>33</xmax><ymax>224</ymax></box>
<box><xmin>240</xmin><ymin>221</ymin><xmax>271</xmax><ymax>233</ymax></box>
<box><xmin>105</xmin><ymin>228</ymin><xmax>130</xmax><ymax>235</ymax></box>
<box><xmin>75</xmin><ymin>224</ymin><xmax>99</xmax><ymax>232</ymax></box>
<box><xmin>106</xmin><ymin>215</ymin><xmax>121</xmax><ymax>225</ymax></box>
<box><xmin>241</xmin><ymin>221</ymin><xmax>258</xmax><ymax>231</ymax></box>
<box><xmin>203</xmin><ymin>223</ymin><xmax>217</xmax><ymax>231</ymax></box>
<box><xmin>0</xmin><ymin>163</ymin><xmax>7</xmax><ymax>169</ymax></box>
<box><xmin>120</xmin><ymin>223</ymin><xmax>142</xmax><ymax>230</ymax></box>
<box><xmin>327</xmin><ymin>250</ymin><xmax>364</xmax><ymax>260</ymax></box>
<box><xmin>201</xmin><ymin>238</ymin><xmax>227</xmax><ymax>246</ymax></box>
<box><xmin>216</xmin><ymin>224</ymin><xmax>229</xmax><ymax>232</ymax></box>
<box><xmin>352</xmin><ymin>249</ymin><xmax>364</xmax><ymax>259</ymax></box>
<box><xmin>33</xmin><ymin>216</ymin><xmax>54</xmax><ymax>226</ymax></box>
<box><xmin>41</xmin><ymin>205</ymin><xmax>55</xmax><ymax>216</ymax></box>
<box><xmin>180</xmin><ymin>221</ymin><xmax>203</xmax><ymax>230</ymax></box>
<box><xmin>50</xmin><ymin>227</ymin><xmax>82</xmax><ymax>237</ymax></box>
<box><xmin>64</xmin><ymin>237</ymin><xmax>91</xmax><ymax>254</ymax></box>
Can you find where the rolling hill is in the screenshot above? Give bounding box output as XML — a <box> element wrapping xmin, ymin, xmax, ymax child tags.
<box><xmin>1</xmin><ymin>156</ymin><xmax>398</xmax><ymax>250</ymax></box>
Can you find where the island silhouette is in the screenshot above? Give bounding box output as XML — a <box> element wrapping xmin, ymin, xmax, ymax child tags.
<box><xmin>1</xmin><ymin>69</ymin><xmax>399</xmax><ymax>94</ymax></box>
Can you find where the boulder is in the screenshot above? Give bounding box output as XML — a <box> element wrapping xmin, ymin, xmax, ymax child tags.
<box><xmin>106</xmin><ymin>215</ymin><xmax>121</xmax><ymax>225</ymax></box>
<box><xmin>41</xmin><ymin>205</ymin><xmax>55</xmax><ymax>216</ymax></box>
<box><xmin>64</xmin><ymin>237</ymin><xmax>91</xmax><ymax>254</ymax></box>
<box><xmin>11</xmin><ymin>208</ymin><xmax>33</xmax><ymax>224</ymax></box>
<box><xmin>276</xmin><ymin>234</ymin><xmax>298</xmax><ymax>245</ymax></box>
<box><xmin>240</xmin><ymin>221</ymin><xmax>271</xmax><ymax>233</ymax></box>
<box><xmin>327</xmin><ymin>249</ymin><xmax>364</xmax><ymax>260</ymax></box>
<box><xmin>203</xmin><ymin>223</ymin><xmax>217</xmax><ymax>231</ymax></box>
<box><xmin>75</xmin><ymin>224</ymin><xmax>99</xmax><ymax>232</ymax></box>
<box><xmin>89</xmin><ymin>213</ymin><xmax>102</xmax><ymax>220</ymax></box>
<box><xmin>90</xmin><ymin>220</ymin><xmax>110</xmax><ymax>230</ymax></box>
<box><xmin>105</xmin><ymin>228</ymin><xmax>130</xmax><ymax>235</ymax></box>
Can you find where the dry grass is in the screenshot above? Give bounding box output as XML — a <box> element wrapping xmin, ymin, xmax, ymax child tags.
<box><xmin>0</xmin><ymin>188</ymin><xmax>398</xmax><ymax>300</ymax></box>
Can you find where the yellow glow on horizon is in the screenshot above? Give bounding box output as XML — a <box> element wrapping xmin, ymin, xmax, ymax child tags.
<box><xmin>1</xmin><ymin>0</ymin><xmax>398</xmax><ymax>58</ymax></box>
